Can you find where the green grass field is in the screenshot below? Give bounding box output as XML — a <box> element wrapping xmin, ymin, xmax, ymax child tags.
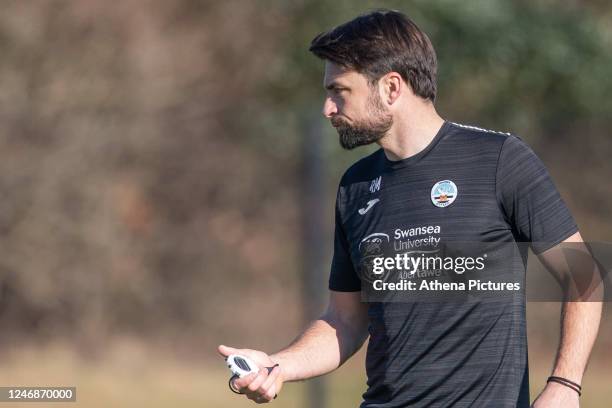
<box><xmin>0</xmin><ymin>338</ymin><xmax>609</xmax><ymax>408</ymax></box>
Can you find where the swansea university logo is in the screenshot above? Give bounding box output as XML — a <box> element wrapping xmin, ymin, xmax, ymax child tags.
<box><xmin>358</xmin><ymin>233</ymin><xmax>390</xmax><ymax>284</ymax></box>
<box><xmin>431</xmin><ymin>180</ymin><xmax>458</xmax><ymax>208</ymax></box>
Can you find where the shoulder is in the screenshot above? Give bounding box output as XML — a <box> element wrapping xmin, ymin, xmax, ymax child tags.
<box><xmin>446</xmin><ymin>121</ymin><xmax>517</xmax><ymax>146</ymax></box>
<box><xmin>444</xmin><ymin>122</ymin><xmax>537</xmax><ymax>165</ymax></box>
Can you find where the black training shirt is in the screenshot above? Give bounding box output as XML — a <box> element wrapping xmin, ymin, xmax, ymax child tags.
<box><xmin>330</xmin><ymin>121</ymin><xmax>577</xmax><ymax>407</ymax></box>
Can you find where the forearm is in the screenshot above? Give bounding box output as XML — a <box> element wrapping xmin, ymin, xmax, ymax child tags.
<box><xmin>551</xmin><ymin>300</ymin><xmax>602</xmax><ymax>383</ymax></box>
<box><xmin>539</xmin><ymin>233</ymin><xmax>603</xmax><ymax>384</ymax></box>
<box><xmin>270</xmin><ymin>314</ymin><xmax>368</xmax><ymax>382</ymax></box>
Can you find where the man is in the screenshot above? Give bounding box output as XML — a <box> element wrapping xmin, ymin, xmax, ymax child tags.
<box><xmin>218</xmin><ymin>10</ymin><xmax>602</xmax><ymax>407</ymax></box>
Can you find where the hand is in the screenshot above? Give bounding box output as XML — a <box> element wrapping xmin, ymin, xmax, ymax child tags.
<box><xmin>218</xmin><ymin>344</ymin><xmax>284</xmax><ymax>404</ymax></box>
<box><xmin>531</xmin><ymin>381</ymin><xmax>580</xmax><ymax>408</ymax></box>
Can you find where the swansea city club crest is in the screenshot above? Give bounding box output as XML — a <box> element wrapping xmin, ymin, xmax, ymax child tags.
<box><xmin>431</xmin><ymin>180</ymin><xmax>458</xmax><ymax>208</ymax></box>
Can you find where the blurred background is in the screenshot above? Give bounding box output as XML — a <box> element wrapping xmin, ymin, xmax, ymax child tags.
<box><xmin>0</xmin><ymin>0</ymin><xmax>610</xmax><ymax>407</ymax></box>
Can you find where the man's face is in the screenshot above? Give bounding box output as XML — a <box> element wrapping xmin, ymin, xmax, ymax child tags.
<box><xmin>322</xmin><ymin>62</ymin><xmax>393</xmax><ymax>150</ymax></box>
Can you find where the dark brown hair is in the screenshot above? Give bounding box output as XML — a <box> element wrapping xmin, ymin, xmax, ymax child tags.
<box><xmin>309</xmin><ymin>9</ymin><xmax>437</xmax><ymax>101</ymax></box>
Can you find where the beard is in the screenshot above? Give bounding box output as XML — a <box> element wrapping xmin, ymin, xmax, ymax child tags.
<box><xmin>332</xmin><ymin>91</ymin><xmax>393</xmax><ymax>150</ymax></box>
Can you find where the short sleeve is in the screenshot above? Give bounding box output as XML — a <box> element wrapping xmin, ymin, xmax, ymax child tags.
<box><xmin>329</xmin><ymin>188</ymin><xmax>361</xmax><ymax>291</ymax></box>
<box><xmin>496</xmin><ymin>136</ymin><xmax>578</xmax><ymax>254</ymax></box>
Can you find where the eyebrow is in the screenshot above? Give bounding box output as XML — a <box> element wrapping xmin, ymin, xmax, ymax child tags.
<box><xmin>324</xmin><ymin>81</ymin><xmax>344</xmax><ymax>90</ymax></box>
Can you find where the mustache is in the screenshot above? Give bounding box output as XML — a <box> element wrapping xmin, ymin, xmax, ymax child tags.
<box><xmin>330</xmin><ymin>117</ymin><xmax>349</xmax><ymax>128</ymax></box>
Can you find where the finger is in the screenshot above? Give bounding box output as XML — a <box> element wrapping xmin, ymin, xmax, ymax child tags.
<box><xmin>247</xmin><ymin>369</ymin><xmax>269</xmax><ymax>393</ymax></box>
<box><xmin>234</xmin><ymin>372</ymin><xmax>258</xmax><ymax>390</ymax></box>
<box><xmin>246</xmin><ymin>393</ymin><xmax>267</xmax><ymax>404</ymax></box>
<box><xmin>218</xmin><ymin>344</ymin><xmax>240</xmax><ymax>357</ymax></box>
<box><xmin>259</xmin><ymin>366</ymin><xmax>280</xmax><ymax>394</ymax></box>
<box><xmin>229</xmin><ymin>376</ymin><xmax>241</xmax><ymax>393</ymax></box>
<box><xmin>246</xmin><ymin>393</ymin><xmax>260</xmax><ymax>403</ymax></box>
<box><xmin>259</xmin><ymin>366</ymin><xmax>280</xmax><ymax>401</ymax></box>
<box><xmin>264</xmin><ymin>384</ymin><xmax>277</xmax><ymax>402</ymax></box>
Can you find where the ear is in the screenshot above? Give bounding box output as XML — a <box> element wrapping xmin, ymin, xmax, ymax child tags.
<box><xmin>380</xmin><ymin>72</ymin><xmax>403</xmax><ymax>105</ymax></box>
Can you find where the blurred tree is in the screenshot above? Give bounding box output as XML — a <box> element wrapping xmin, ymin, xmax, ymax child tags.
<box><xmin>0</xmin><ymin>0</ymin><xmax>609</xmax><ymax>356</ymax></box>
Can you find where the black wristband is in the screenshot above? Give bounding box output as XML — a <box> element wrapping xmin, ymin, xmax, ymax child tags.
<box><xmin>547</xmin><ymin>376</ymin><xmax>582</xmax><ymax>396</ymax></box>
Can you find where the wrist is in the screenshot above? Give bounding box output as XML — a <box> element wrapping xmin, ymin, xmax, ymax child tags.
<box><xmin>545</xmin><ymin>380</ymin><xmax>579</xmax><ymax>396</ymax></box>
<box><xmin>270</xmin><ymin>353</ymin><xmax>292</xmax><ymax>383</ymax></box>
<box><xmin>551</xmin><ymin>370</ymin><xmax>582</xmax><ymax>386</ymax></box>
<box><xmin>547</xmin><ymin>375</ymin><xmax>582</xmax><ymax>397</ymax></box>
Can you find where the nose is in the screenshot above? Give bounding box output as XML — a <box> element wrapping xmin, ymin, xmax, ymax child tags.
<box><xmin>322</xmin><ymin>97</ymin><xmax>337</xmax><ymax>118</ymax></box>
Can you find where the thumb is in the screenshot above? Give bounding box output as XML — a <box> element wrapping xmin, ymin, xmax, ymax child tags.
<box><xmin>218</xmin><ymin>344</ymin><xmax>239</xmax><ymax>358</ymax></box>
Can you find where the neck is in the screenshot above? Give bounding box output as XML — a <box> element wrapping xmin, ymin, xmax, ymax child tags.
<box><xmin>377</xmin><ymin>101</ymin><xmax>445</xmax><ymax>161</ymax></box>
